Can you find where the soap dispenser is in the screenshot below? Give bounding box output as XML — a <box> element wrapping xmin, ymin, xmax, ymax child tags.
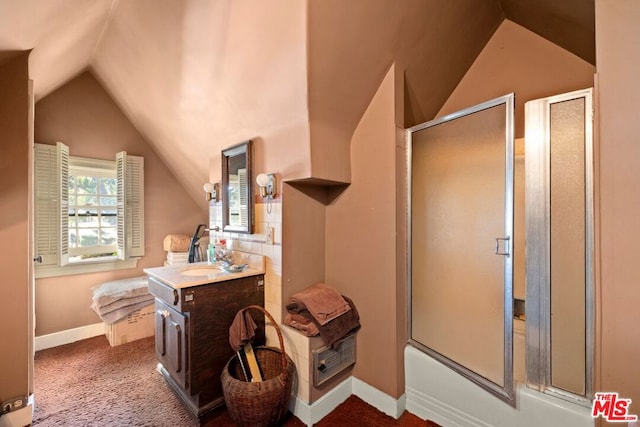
<box><xmin>207</xmin><ymin>241</ymin><xmax>216</xmax><ymax>264</ymax></box>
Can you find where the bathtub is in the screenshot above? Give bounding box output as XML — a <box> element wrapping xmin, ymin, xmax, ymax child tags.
<box><xmin>404</xmin><ymin>344</ymin><xmax>594</xmax><ymax>427</ymax></box>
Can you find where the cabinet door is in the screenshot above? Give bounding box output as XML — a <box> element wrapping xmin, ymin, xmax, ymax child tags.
<box><xmin>188</xmin><ymin>275</ymin><xmax>265</xmax><ymax>398</ymax></box>
<box><xmin>155</xmin><ymin>299</ymin><xmax>188</xmax><ymax>389</ymax></box>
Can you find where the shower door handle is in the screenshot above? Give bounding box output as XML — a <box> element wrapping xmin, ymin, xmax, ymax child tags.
<box><xmin>495</xmin><ymin>237</ymin><xmax>511</xmax><ymax>257</ymax></box>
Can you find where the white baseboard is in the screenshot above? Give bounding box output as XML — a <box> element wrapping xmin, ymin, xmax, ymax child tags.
<box><xmin>352</xmin><ymin>377</ymin><xmax>406</xmax><ymax>419</ymax></box>
<box><xmin>290</xmin><ymin>377</ymin><xmax>353</xmax><ymax>426</ymax></box>
<box><xmin>34</xmin><ymin>323</ymin><xmax>105</xmax><ymax>351</ymax></box>
<box><xmin>290</xmin><ymin>376</ymin><xmax>406</xmax><ymax>426</ymax></box>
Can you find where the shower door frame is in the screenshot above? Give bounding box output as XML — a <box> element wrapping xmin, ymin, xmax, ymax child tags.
<box><xmin>524</xmin><ymin>88</ymin><xmax>594</xmax><ymax>407</ymax></box>
<box><xmin>407</xmin><ymin>93</ymin><xmax>516</xmax><ymax>406</ymax></box>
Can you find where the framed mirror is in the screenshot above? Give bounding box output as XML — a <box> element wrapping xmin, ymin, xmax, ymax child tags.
<box><xmin>222</xmin><ymin>140</ymin><xmax>253</xmax><ymax>234</ymax></box>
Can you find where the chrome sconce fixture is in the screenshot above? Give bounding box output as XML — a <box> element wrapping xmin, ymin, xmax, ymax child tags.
<box><xmin>256</xmin><ymin>173</ymin><xmax>276</xmax><ymax>213</ymax></box>
<box><xmin>203</xmin><ymin>182</ymin><xmax>220</xmax><ymax>202</ymax></box>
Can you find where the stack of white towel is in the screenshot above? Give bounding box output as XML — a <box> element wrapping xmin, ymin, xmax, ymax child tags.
<box><xmin>166</xmin><ymin>251</ymin><xmax>188</xmax><ymax>265</ymax></box>
<box><xmin>91</xmin><ymin>276</ymin><xmax>154</xmax><ymax>325</ymax></box>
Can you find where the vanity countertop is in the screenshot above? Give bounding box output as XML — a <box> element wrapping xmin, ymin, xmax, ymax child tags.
<box><xmin>144</xmin><ymin>251</ymin><xmax>265</xmax><ymax>289</ymax></box>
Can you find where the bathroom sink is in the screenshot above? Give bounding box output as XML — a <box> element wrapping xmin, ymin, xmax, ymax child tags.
<box><xmin>180</xmin><ymin>267</ymin><xmax>223</xmax><ymax>276</ymax></box>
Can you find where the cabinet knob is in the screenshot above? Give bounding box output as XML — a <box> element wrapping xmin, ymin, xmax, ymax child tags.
<box><xmin>173</xmin><ymin>289</ymin><xmax>179</xmax><ymax>305</ymax></box>
<box><xmin>160</xmin><ymin>310</ymin><xmax>170</xmax><ymax>319</ymax></box>
<box><xmin>33</xmin><ymin>255</ymin><xmax>43</xmax><ymax>263</ymax></box>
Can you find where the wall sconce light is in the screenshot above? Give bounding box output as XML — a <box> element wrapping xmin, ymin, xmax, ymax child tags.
<box><xmin>203</xmin><ymin>182</ymin><xmax>219</xmax><ymax>202</ymax></box>
<box><xmin>256</xmin><ymin>173</ymin><xmax>276</xmax><ymax>213</ymax></box>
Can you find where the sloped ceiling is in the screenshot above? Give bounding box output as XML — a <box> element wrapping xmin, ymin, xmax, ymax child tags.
<box><xmin>500</xmin><ymin>0</ymin><xmax>595</xmax><ymax>64</ymax></box>
<box><xmin>0</xmin><ymin>0</ymin><xmax>594</xmax><ymax>205</ymax></box>
<box><xmin>0</xmin><ymin>0</ymin><xmax>114</xmax><ymax>98</ymax></box>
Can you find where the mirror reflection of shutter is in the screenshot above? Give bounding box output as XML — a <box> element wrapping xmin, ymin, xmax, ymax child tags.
<box><xmin>238</xmin><ymin>168</ymin><xmax>248</xmax><ymax>227</ymax></box>
<box><xmin>116</xmin><ymin>152</ymin><xmax>127</xmax><ymax>260</ymax></box>
<box><xmin>34</xmin><ymin>143</ymin><xmax>59</xmax><ymax>266</ymax></box>
<box><xmin>126</xmin><ymin>155</ymin><xmax>144</xmax><ymax>257</ymax></box>
<box><xmin>58</xmin><ymin>142</ymin><xmax>69</xmax><ymax>266</ymax></box>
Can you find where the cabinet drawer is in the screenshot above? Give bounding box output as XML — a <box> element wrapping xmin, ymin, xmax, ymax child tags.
<box><xmin>148</xmin><ymin>276</ymin><xmax>182</xmax><ymax>309</ymax></box>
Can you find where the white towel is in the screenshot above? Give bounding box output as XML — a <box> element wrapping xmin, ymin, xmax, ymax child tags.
<box><xmin>92</xmin><ymin>294</ymin><xmax>154</xmax><ymax>317</ymax></box>
<box><xmin>91</xmin><ymin>276</ymin><xmax>150</xmax><ymax>309</ymax></box>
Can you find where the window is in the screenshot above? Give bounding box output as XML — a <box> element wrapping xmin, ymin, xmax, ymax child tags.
<box><xmin>34</xmin><ymin>142</ymin><xmax>144</xmax><ymax>277</ymax></box>
<box><xmin>68</xmin><ymin>159</ymin><xmax>118</xmax><ymax>262</ymax></box>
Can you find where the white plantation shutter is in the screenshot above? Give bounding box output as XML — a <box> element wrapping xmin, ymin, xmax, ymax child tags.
<box><xmin>34</xmin><ymin>143</ymin><xmax>59</xmax><ymax>266</ymax></box>
<box><xmin>34</xmin><ymin>142</ymin><xmax>69</xmax><ymax>267</ymax></box>
<box><xmin>58</xmin><ymin>142</ymin><xmax>69</xmax><ymax>266</ymax></box>
<box><xmin>238</xmin><ymin>167</ymin><xmax>248</xmax><ymax>227</ymax></box>
<box><xmin>116</xmin><ymin>152</ymin><xmax>126</xmax><ymax>259</ymax></box>
<box><xmin>126</xmin><ymin>154</ymin><xmax>144</xmax><ymax>257</ymax></box>
<box><xmin>116</xmin><ymin>152</ymin><xmax>144</xmax><ymax>259</ymax></box>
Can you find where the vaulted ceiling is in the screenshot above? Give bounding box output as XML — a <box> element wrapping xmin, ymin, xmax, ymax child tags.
<box><xmin>0</xmin><ymin>0</ymin><xmax>594</xmax><ymax>206</ymax></box>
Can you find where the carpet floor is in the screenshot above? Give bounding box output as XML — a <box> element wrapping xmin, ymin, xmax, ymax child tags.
<box><xmin>33</xmin><ymin>335</ymin><xmax>437</xmax><ymax>426</ymax></box>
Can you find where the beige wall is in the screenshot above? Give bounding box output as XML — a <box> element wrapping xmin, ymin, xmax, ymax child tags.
<box><xmin>438</xmin><ymin>20</ymin><xmax>595</xmax><ymax>138</ymax></box>
<box><xmin>0</xmin><ymin>51</ymin><xmax>32</xmax><ymax>402</ymax></box>
<box><xmin>34</xmin><ymin>71</ymin><xmax>206</xmax><ymax>335</ymax></box>
<box><xmin>325</xmin><ymin>65</ymin><xmax>403</xmax><ymax>397</ymax></box>
<box><xmin>595</xmin><ymin>0</ymin><xmax>640</xmax><ymax>413</ymax></box>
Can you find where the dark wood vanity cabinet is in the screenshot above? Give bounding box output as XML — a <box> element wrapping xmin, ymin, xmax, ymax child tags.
<box><xmin>148</xmin><ymin>274</ymin><xmax>265</xmax><ymax>421</ymax></box>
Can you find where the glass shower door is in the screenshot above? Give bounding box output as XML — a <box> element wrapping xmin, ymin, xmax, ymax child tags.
<box><xmin>408</xmin><ymin>94</ymin><xmax>515</xmax><ymax>405</ymax></box>
<box><xmin>525</xmin><ymin>88</ymin><xmax>594</xmax><ymax>405</ymax></box>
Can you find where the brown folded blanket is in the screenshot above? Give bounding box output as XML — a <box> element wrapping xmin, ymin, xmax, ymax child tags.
<box><xmin>229</xmin><ymin>309</ymin><xmax>258</xmax><ymax>352</ymax></box>
<box><xmin>284</xmin><ymin>313</ymin><xmax>320</xmax><ymax>337</ymax></box>
<box><xmin>287</xmin><ymin>283</ymin><xmax>351</xmax><ymax>326</ymax></box>
<box><xmin>288</xmin><ymin>295</ymin><xmax>360</xmax><ymax>348</ymax></box>
<box><xmin>163</xmin><ymin>234</ymin><xmax>191</xmax><ymax>252</ymax></box>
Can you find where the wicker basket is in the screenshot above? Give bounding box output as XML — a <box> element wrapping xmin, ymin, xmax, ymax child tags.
<box><xmin>221</xmin><ymin>305</ymin><xmax>295</xmax><ymax>427</ymax></box>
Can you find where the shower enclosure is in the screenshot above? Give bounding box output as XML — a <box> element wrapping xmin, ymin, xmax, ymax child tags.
<box><xmin>408</xmin><ymin>94</ymin><xmax>516</xmax><ymax>405</ymax></box>
<box><xmin>406</xmin><ymin>88</ymin><xmax>594</xmax><ymax>423</ymax></box>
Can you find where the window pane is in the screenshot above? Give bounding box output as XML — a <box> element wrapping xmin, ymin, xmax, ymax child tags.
<box><xmin>77</xmin><ymin>195</ymin><xmax>98</xmax><ymax>205</ymax></box>
<box><xmin>101</xmin><ymin>228</ymin><xmax>117</xmax><ymax>245</ymax></box>
<box><xmin>100</xmin><ymin>196</ymin><xmax>117</xmax><ymax>206</ymax></box>
<box><xmin>100</xmin><ymin>177</ymin><xmax>117</xmax><ymax>195</ymax></box>
<box><xmin>69</xmin><ymin>229</ymin><xmax>77</xmax><ymax>248</ymax></box>
<box><xmin>78</xmin><ymin>209</ymin><xmax>99</xmax><ymax>227</ymax></box>
<box><xmin>69</xmin><ymin>175</ymin><xmax>76</xmax><ymax>193</ymax></box>
<box><xmin>100</xmin><ymin>212</ymin><xmax>117</xmax><ymax>227</ymax></box>
<box><xmin>78</xmin><ymin>228</ymin><xmax>99</xmax><ymax>247</ymax></box>
<box><xmin>76</xmin><ymin>176</ymin><xmax>97</xmax><ymax>194</ymax></box>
